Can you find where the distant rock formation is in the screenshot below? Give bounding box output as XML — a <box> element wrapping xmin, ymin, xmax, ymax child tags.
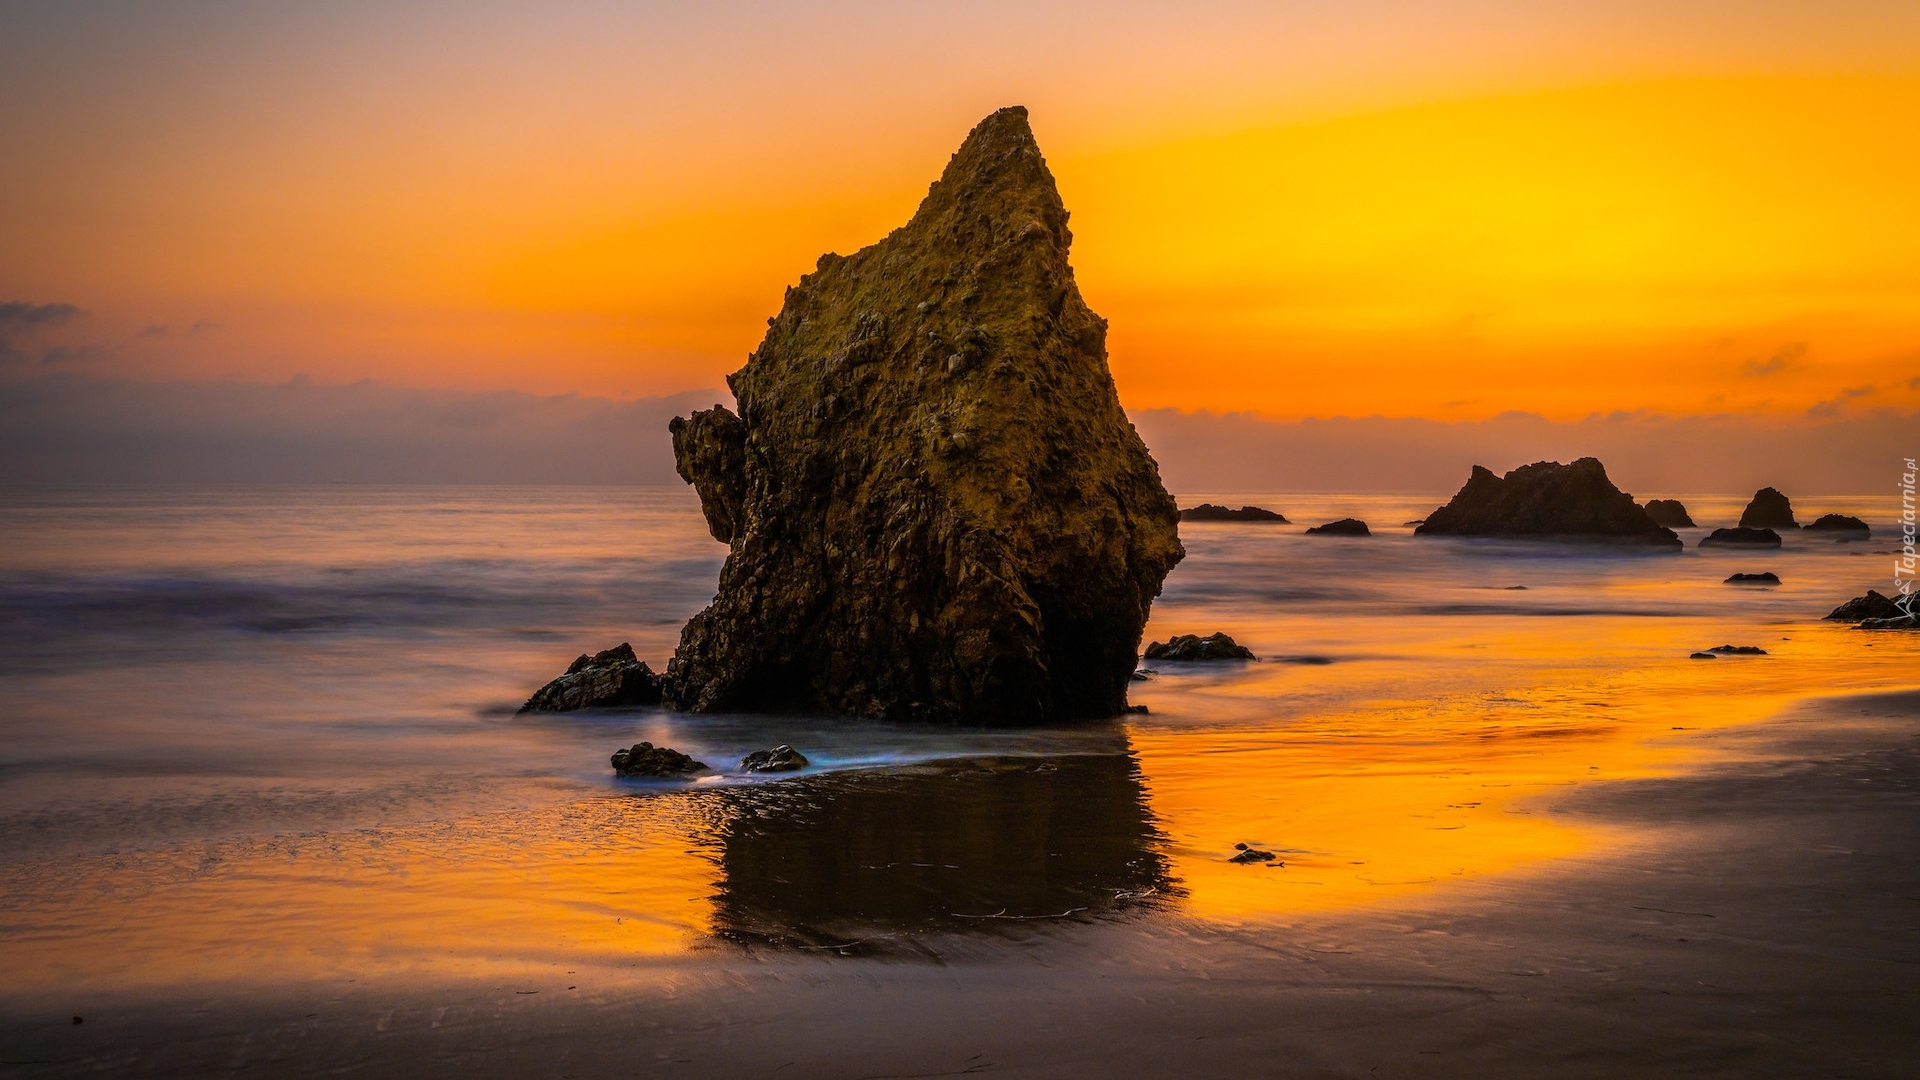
<box><xmin>1144</xmin><ymin>632</ymin><xmax>1256</xmax><ymax>661</ymax></box>
<box><xmin>1180</xmin><ymin>504</ymin><xmax>1289</xmax><ymax>523</ymax></box>
<box><xmin>1642</xmin><ymin>499</ymin><xmax>1696</xmax><ymax>528</ymax></box>
<box><xmin>1305</xmin><ymin>518</ymin><xmax>1370</xmax><ymax>536</ymax></box>
<box><xmin>1725</xmin><ymin>572</ymin><xmax>1780</xmax><ymax>585</ymax></box>
<box><xmin>520</xmin><ymin>643</ymin><xmax>663</xmax><ymax>712</ymax></box>
<box><xmin>1700</xmin><ymin>527</ymin><xmax>1782</xmax><ymax>548</ymax></box>
<box><xmin>1414</xmin><ymin>458</ymin><xmax>1680</xmax><ymax>547</ymax></box>
<box><xmin>1739</xmin><ymin>487</ymin><xmax>1799</xmax><ymax>529</ymax></box>
<box><xmin>611</xmin><ymin>742</ymin><xmax>709</xmax><ymax>779</ymax></box>
<box><xmin>1804</xmin><ymin>514</ymin><xmax>1871</xmax><ymax>537</ymax></box>
<box><xmin>1825</xmin><ymin>591</ymin><xmax>1909</xmax><ymax>622</ymax></box>
<box><xmin>664</xmin><ymin>107</ymin><xmax>1184</xmax><ymax>724</ymax></box>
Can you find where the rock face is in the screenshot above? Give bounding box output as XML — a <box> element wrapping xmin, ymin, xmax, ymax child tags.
<box><xmin>664</xmin><ymin>107</ymin><xmax>1184</xmax><ymax>724</ymax></box>
<box><xmin>1144</xmin><ymin>632</ymin><xmax>1255</xmax><ymax>661</ymax></box>
<box><xmin>1305</xmin><ymin>518</ymin><xmax>1370</xmax><ymax>536</ymax></box>
<box><xmin>520</xmin><ymin>643</ymin><xmax>663</xmax><ymax>712</ymax></box>
<box><xmin>1725</xmin><ymin>572</ymin><xmax>1780</xmax><ymax>585</ymax></box>
<box><xmin>1642</xmin><ymin>499</ymin><xmax>1696</xmax><ymax>528</ymax></box>
<box><xmin>740</xmin><ymin>745</ymin><xmax>809</xmax><ymax>773</ymax></box>
<box><xmin>1414</xmin><ymin>458</ymin><xmax>1680</xmax><ymax>547</ymax></box>
<box><xmin>1180</xmin><ymin>504</ymin><xmax>1289</xmax><ymax>523</ymax></box>
<box><xmin>1805</xmin><ymin>513</ymin><xmax>1871</xmax><ymax>537</ymax></box>
<box><xmin>611</xmin><ymin>742</ymin><xmax>709</xmax><ymax>779</ymax></box>
<box><xmin>1826</xmin><ymin>591</ymin><xmax>1910</xmax><ymax>622</ymax></box>
<box><xmin>1700</xmin><ymin>527</ymin><xmax>1781</xmax><ymax>547</ymax></box>
<box><xmin>1739</xmin><ymin>487</ymin><xmax>1799</xmax><ymax>529</ymax></box>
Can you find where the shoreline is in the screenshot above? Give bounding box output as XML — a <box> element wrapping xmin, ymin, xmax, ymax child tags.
<box><xmin>4</xmin><ymin>686</ymin><xmax>1916</xmax><ymax>1078</ymax></box>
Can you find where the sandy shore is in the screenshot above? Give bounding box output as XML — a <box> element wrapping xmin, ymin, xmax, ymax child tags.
<box><xmin>4</xmin><ymin>688</ymin><xmax>1916</xmax><ymax>1079</ymax></box>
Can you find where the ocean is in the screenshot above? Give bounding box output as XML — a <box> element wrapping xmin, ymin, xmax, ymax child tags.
<box><xmin>1</xmin><ymin>484</ymin><xmax>1914</xmax><ymax>1075</ymax></box>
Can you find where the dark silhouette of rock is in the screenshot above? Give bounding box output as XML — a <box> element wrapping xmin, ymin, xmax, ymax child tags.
<box><xmin>1690</xmin><ymin>652</ymin><xmax>1717</xmax><ymax>659</ymax></box>
<box><xmin>1707</xmin><ymin>645</ymin><xmax>1767</xmax><ymax>655</ymax></box>
<box><xmin>1724</xmin><ymin>572</ymin><xmax>1780</xmax><ymax>585</ymax></box>
<box><xmin>1826</xmin><ymin>591</ymin><xmax>1909</xmax><ymax>622</ymax></box>
<box><xmin>1305</xmin><ymin>518</ymin><xmax>1370</xmax><ymax>536</ymax></box>
<box><xmin>1180</xmin><ymin>504</ymin><xmax>1289</xmax><ymax>523</ymax></box>
<box><xmin>1414</xmin><ymin>458</ymin><xmax>1680</xmax><ymax>547</ymax></box>
<box><xmin>663</xmin><ymin>107</ymin><xmax>1183</xmax><ymax>724</ymax></box>
<box><xmin>1642</xmin><ymin>499</ymin><xmax>1696</xmax><ymax>528</ymax></box>
<box><xmin>1739</xmin><ymin>487</ymin><xmax>1799</xmax><ymax>529</ymax></box>
<box><xmin>1858</xmin><ymin>614</ymin><xmax>1918</xmax><ymax>630</ymax></box>
<box><xmin>611</xmin><ymin>742</ymin><xmax>709</xmax><ymax>778</ymax></box>
<box><xmin>1144</xmin><ymin>632</ymin><xmax>1255</xmax><ymax>661</ymax></box>
<box><xmin>740</xmin><ymin>745</ymin><xmax>809</xmax><ymax>773</ymax></box>
<box><xmin>1700</xmin><ymin>527</ymin><xmax>1781</xmax><ymax>547</ymax></box>
<box><xmin>1229</xmin><ymin>844</ymin><xmax>1277</xmax><ymax>865</ymax></box>
<box><xmin>1804</xmin><ymin>514</ymin><xmax>1871</xmax><ymax>537</ymax></box>
<box><xmin>1401</xmin><ymin>519</ymin><xmax>1426</xmax><ymax>527</ymax></box>
<box><xmin>519</xmin><ymin>643</ymin><xmax>663</xmax><ymax>712</ymax></box>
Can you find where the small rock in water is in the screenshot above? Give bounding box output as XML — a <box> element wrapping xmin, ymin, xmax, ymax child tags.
<box><xmin>1304</xmin><ymin>518</ymin><xmax>1370</xmax><ymax>536</ymax></box>
<box><xmin>1130</xmin><ymin>668</ymin><xmax>1157</xmax><ymax>681</ymax></box>
<box><xmin>1124</xmin><ymin>704</ymin><xmax>1150</xmax><ymax>714</ymax></box>
<box><xmin>611</xmin><ymin>742</ymin><xmax>709</xmax><ymax>779</ymax></box>
<box><xmin>1699</xmin><ymin>527</ymin><xmax>1781</xmax><ymax>548</ymax></box>
<box><xmin>521</xmin><ymin>643</ymin><xmax>663</xmax><ymax>712</ymax></box>
<box><xmin>1180</xmin><ymin>504</ymin><xmax>1290</xmax><ymax>523</ymax></box>
<box><xmin>1229</xmin><ymin>847</ymin><xmax>1277</xmax><ymax>864</ymax></box>
<box><xmin>1804</xmin><ymin>513</ymin><xmax>1870</xmax><ymax>537</ymax></box>
<box><xmin>1144</xmin><ymin>633</ymin><xmax>1256</xmax><ymax>662</ymax></box>
<box><xmin>1724</xmin><ymin>572</ymin><xmax>1780</xmax><ymax>585</ymax></box>
<box><xmin>1858</xmin><ymin>614</ymin><xmax>1919</xmax><ymax>631</ymax></box>
<box><xmin>1739</xmin><ymin>487</ymin><xmax>1799</xmax><ymax>529</ymax></box>
<box><xmin>1825</xmin><ymin>590</ymin><xmax>1908</xmax><ymax>622</ymax></box>
<box><xmin>1690</xmin><ymin>652</ymin><xmax>1717</xmax><ymax>659</ymax></box>
<box><xmin>740</xmin><ymin>744</ymin><xmax>809</xmax><ymax>773</ymax></box>
<box><xmin>1707</xmin><ymin>645</ymin><xmax>1767</xmax><ymax>655</ymax></box>
<box><xmin>1642</xmin><ymin>498</ymin><xmax>1696</xmax><ymax>528</ymax></box>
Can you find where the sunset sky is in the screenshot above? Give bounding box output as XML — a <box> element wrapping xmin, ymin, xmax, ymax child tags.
<box><xmin>3</xmin><ymin>2</ymin><xmax>1916</xmax><ymax>441</ymax></box>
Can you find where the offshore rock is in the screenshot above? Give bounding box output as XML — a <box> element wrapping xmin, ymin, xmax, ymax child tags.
<box><xmin>1725</xmin><ymin>572</ymin><xmax>1781</xmax><ymax>585</ymax></box>
<box><xmin>1305</xmin><ymin>518</ymin><xmax>1370</xmax><ymax>536</ymax></box>
<box><xmin>611</xmin><ymin>742</ymin><xmax>709</xmax><ymax>779</ymax></box>
<box><xmin>1144</xmin><ymin>633</ymin><xmax>1256</xmax><ymax>662</ymax></box>
<box><xmin>1414</xmin><ymin>458</ymin><xmax>1681</xmax><ymax>547</ymax></box>
<box><xmin>1825</xmin><ymin>591</ymin><xmax>1909</xmax><ymax>622</ymax></box>
<box><xmin>664</xmin><ymin>107</ymin><xmax>1183</xmax><ymax>724</ymax></box>
<box><xmin>1643</xmin><ymin>499</ymin><xmax>1696</xmax><ymax>528</ymax></box>
<box><xmin>1700</xmin><ymin>527</ymin><xmax>1781</xmax><ymax>548</ymax></box>
<box><xmin>740</xmin><ymin>745</ymin><xmax>809</xmax><ymax>773</ymax></box>
<box><xmin>520</xmin><ymin>643</ymin><xmax>663</xmax><ymax>712</ymax></box>
<box><xmin>1805</xmin><ymin>513</ymin><xmax>1871</xmax><ymax>537</ymax></box>
<box><xmin>1180</xmin><ymin>504</ymin><xmax>1289</xmax><ymax>523</ymax></box>
<box><xmin>1739</xmin><ymin>487</ymin><xmax>1799</xmax><ymax>529</ymax></box>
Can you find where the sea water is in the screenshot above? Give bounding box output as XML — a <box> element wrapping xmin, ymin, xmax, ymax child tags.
<box><xmin>0</xmin><ymin>485</ymin><xmax>1912</xmax><ymax>988</ymax></box>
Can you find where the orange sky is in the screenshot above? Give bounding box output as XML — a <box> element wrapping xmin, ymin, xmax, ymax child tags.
<box><xmin>2</xmin><ymin>2</ymin><xmax>1916</xmax><ymax>422</ymax></box>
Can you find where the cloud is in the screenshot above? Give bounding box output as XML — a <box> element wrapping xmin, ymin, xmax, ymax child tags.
<box><xmin>1909</xmin><ymin>375</ymin><xmax>1920</xmax><ymax>391</ymax></box>
<box><xmin>138</xmin><ymin>324</ymin><xmax>169</xmax><ymax>338</ymax></box>
<box><xmin>1806</xmin><ymin>385</ymin><xmax>1875</xmax><ymax>418</ymax></box>
<box><xmin>185</xmin><ymin>320</ymin><xmax>218</xmax><ymax>335</ymax></box>
<box><xmin>0</xmin><ymin>301</ymin><xmax>82</xmax><ymax>329</ymax></box>
<box><xmin>1741</xmin><ymin>342</ymin><xmax>1805</xmax><ymax>377</ymax></box>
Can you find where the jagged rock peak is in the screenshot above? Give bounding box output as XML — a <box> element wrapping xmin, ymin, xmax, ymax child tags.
<box><xmin>1416</xmin><ymin>457</ymin><xmax>1681</xmax><ymax>547</ymax></box>
<box><xmin>664</xmin><ymin>106</ymin><xmax>1184</xmax><ymax>724</ymax></box>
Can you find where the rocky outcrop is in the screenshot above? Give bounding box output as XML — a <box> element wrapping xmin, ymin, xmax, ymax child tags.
<box><xmin>663</xmin><ymin>107</ymin><xmax>1183</xmax><ymax>724</ymax></box>
<box><xmin>1725</xmin><ymin>572</ymin><xmax>1780</xmax><ymax>585</ymax></box>
<box><xmin>1739</xmin><ymin>487</ymin><xmax>1799</xmax><ymax>529</ymax></box>
<box><xmin>1305</xmin><ymin>518</ymin><xmax>1369</xmax><ymax>536</ymax></box>
<box><xmin>1642</xmin><ymin>499</ymin><xmax>1696</xmax><ymax>528</ymax></box>
<box><xmin>1825</xmin><ymin>591</ymin><xmax>1909</xmax><ymax>622</ymax></box>
<box><xmin>611</xmin><ymin>742</ymin><xmax>709</xmax><ymax>778</ymax></box>
<box><xmin>1805</xmin><ymin>514</ymin><xmax>1871</xmax><ymax>537</ymax></box>
<box><xmin>740</xmin><ymin>745</ymin><xmax>809</xmax><ymax>773</ymax></box>
<box><xmin>1144</xmin><ymin>632</ymin><xmax>1255</xmax><ymax>661</ymax></box>
<box><xmin>520</xmin><ymin>643</ymin><xmax>663</xmax><ymax>712</ymax></box>
<box><xmin>1706</xmin><ymin>645</ymin><xmax>1767</xmax><ymax>655</ymax></box>
<box><xmin>1180</xmin><ymin>504</ymin><xmax>1289</xmax><ymax>523</ymax></box>
<box><xmin>1414</xmin><ymin>458</ymin><xmax>1680</xmax><ymax>547</ymax></box>
<box><xmin>1700</xmin><ymin>527</ymin><xmax>1781</xmax><ymax>547</ymax></box>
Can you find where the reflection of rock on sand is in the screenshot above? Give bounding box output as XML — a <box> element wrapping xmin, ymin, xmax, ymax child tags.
<box><xmin>706</xmin><ymin>738</ymin><xmax>1177</xmax><ymax>952</ymax></box>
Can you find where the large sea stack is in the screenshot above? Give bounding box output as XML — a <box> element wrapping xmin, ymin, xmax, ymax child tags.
<box><xmin>1415</xmin><ymin>458</ymin><xmax>1681</xmax><ymax>547</ymax></box>
<box><xmin>664</xmin><ymin>107</ymin><xmax>1184</xmax><ymax>724</ymax></box>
